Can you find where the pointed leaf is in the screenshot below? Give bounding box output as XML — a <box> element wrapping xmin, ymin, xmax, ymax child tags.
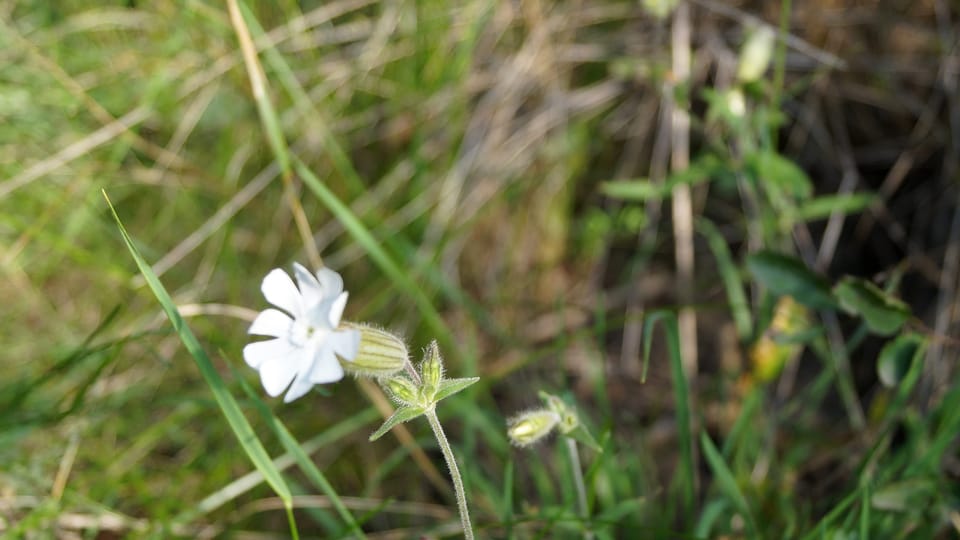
<box><xmin>797</xmin><ymin>193</ymin><xmax>877</xmax><ymax>222</ymax></box>
<box><xmin>565</xmin><ymin>425</ymin><xmax>603</xmax><ymax>453</ymax></box>
<box><xmin>833</xmin><ymin>277</ymin><xmax>911</xmax><ymax>336</ymax></box>
<box><xmin>369</xmin><ymin>406</ymin><xmax>425</xmax><ymax>441</ymax></box>
<box><xmin>746</xmin><ymin>250</ymin><xmax>837</xmax><ymax>310</ymax></box>
<box><xmin>435</xmin><ymin>377</ymin><xmax>479</xmax><ymax>402</ymax></box>
<box><xmin>602</xmin><ymin>155</ymin><xmax>718</xmax><ymax>201</ymax></box>
<box><xmin>748</xmin><ymin>149</ymin><xmax>812</xmax><ymax>198</ymax></box>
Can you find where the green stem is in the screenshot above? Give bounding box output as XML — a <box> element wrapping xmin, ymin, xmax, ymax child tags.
<box><xmin>285</xmin><ymin>504</ymin><xmax>301</xmax><ymax>540</ymax></box>
<box><xmin>425</xmin><ymin>408</ymin><xmax>474</xmax><ymax>539</ymax></box>
<box><xmin>565</xmin><ymin>438</ymin><xmax>593</xmax><ymax>540</ymax></box>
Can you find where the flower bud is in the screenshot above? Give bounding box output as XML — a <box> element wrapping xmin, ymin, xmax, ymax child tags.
<box><xmin>737</xmin><ymin>26</ymin><xmax>775</xmax><ymax>83</ymax></box>
<box><xmin>384</xmin><ymin>376</ymin><xmax>419</xmax><ymax>407</ymax></box>
<box><xmin>507</xmin><ymin>409</ymin><xmax>560</xmax><ymax>447</ymax></box>
<box><xmin>541</xmin><ymin>392</ymin><xmax>580</xmax><ymax>434</ymax></box>
<box><xmin>420</xmin><ymin>340</ymin><xmax>443</xmax><ymax>399</ymax></box>
<box><xmin>340</xmin><ymin>323</ymin><xmax>408</xmax><ymax>379</ymax></box>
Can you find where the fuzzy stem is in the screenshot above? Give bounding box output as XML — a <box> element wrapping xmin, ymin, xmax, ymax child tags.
<box><xmin>425</xmin><ymin>408</ymin><xmax>474</xmax><ymax>539</ymax></box>
<box><xmin>565</xmin><ymin>437</ymin><xmax>593</xmax><ymax>539</ymax></box>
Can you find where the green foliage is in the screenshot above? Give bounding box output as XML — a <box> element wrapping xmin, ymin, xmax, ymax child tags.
<box><xmin>746</xmin><ymin>250</ymin><xmax>837</xmax><ymax>310</ymax></box>
<box><xmin>3</xmin><ymin>1</ymin><xmax>954</xmax><ymax>539</ymax></box>
<box><xmin>834</xmin><ymin>277</ymin><xmax>911</xmax><ymax>336</ymax></box>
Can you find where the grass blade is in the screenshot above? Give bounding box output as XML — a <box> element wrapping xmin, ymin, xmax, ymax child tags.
<box><xmin>697</xmin><ymin>217</ymin><xmax>753</xmax><ymax>339</ymax></box>
<box><xmin>103</xmin><ymin>191</ymin><xmax>296</xmax><ymax>522</ymax></box>
<box><xmin>642</xmin><ymin>311</ymin><xmax>694</xmax><ymax>517</ymax></box>
<box><xmin>293</xmin><ymin>156</ymin><xmax>455</xmax><ymax>357</ymax></box>
<box><xmin>237</xmin><ymin>374</ymin><xmax>368</xmax><ymax>538</ymax></box>
<box><xmin>700</xmin><ymin>431</ymin><xmax>758</xmax><ymax>537</ymax></box>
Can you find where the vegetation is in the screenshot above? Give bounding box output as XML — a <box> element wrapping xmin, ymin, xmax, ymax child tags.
<box><xmin>3</xmin><ymin>0</ymin><xmax>958</xmax><ymax>538</ymax></box>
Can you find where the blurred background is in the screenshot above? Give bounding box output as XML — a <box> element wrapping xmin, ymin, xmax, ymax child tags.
<box><xmin>2</xmin><ymin>0</ymin><xmax>958</xmax><ymax>538</ymax></box>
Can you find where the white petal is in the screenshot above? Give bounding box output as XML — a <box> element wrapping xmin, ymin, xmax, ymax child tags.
<box><xmin>283</xmin><ymin>372</ymin><xmax>316</xmax><ymax>403</ymax></box>
<box><xmin>315</xmin><ymin>267</ymin><xmax>344</xmax><ymax>298</ymax></box>
<box><xmin>308</xmin><ymin>345</ymin><xmax>345</xmax><ymax>384</ymax></box>
<box><xmin>261</xmin><ymin>268</ymin><xmax>302</xmax><ymax>317</ymax></box>
<box><xmin>328</xmin><ymin>292</ymin><xmax>349</xmax><ymax>328</ymax></box>
<box><xmin>329</xmin><ymin>329</ymin><xmax>360</xmax><ymax>361</ymax></box>
<box><xmin>258</xmin><ymin>350</ymin><xmax>304</xmax><ymax>397</ymax></box>
<box><xmin>248</xmin><ymin>309</ymin><xmax>293</xmax><ymax>338</ymax></box>
<box><xmin>243</xmin><ymin>338</ymin><xmax>297</xmax><ymax>369</ymax></box>
<box><xmin>293</xmin><ymin>262</ymin><xmax>323</xmax><ymax>308</ymax></box>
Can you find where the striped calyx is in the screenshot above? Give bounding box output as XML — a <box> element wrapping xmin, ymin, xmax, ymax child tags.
<box><xmin>340</xmin><ymin>323</ymin><xmax>408</xmax><ymax>378</ymax></box>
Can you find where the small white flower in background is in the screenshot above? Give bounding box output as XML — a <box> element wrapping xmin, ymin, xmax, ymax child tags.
<box><xmin>243</xmin><ymin>263</ymin><xmax>360</xmax><ymax>402</ymax></box>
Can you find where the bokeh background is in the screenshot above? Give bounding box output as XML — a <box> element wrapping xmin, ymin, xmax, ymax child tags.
<box><xmin>2</xmin><ymin>0</ymin><xmax>959</xmax><ymax>538</ymax></box>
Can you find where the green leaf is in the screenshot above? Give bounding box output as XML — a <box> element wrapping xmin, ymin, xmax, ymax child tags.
<box><xmin>797</xmin><ymin>193</ymin><xmax>877</xmax><ymax>222</ymax></box>
<box><xmin>601</xmin><ymin>155</ymin><xmax>718</xmax><ymax>201</ymax></box>
<box><xmin>833</xmin><ymin>277</ymin><xmax>911</xmax><ymax>336</ymax></box>
<box><xmin>434</xmin><ymin>377</ymin><xmax>480</xmax><ymax>402</ymax></box>
<box><xmin>369</xmin><ymin>406</ymin><xmax>425</xmax><ymax>441</ymax></box>
<box><xmin>877</xmin><ymin>333</ymin><xmax>926</xmax><ymax>388</ymax></box>
<box><xmin>748</xmin><ymin>149</ymin><xmax>812</xmax><ymax>198</ymax></box>
<box><xmin>565</xmin><ymin>425</ymin><xmax>602</xmax><ymax>453</ymax></box>
<box><xmin>746</xmin><ymin>250</ymin><xmax>837</xmax><ymax>309</ymax></box>
<box><xmin>601</xmin><ymin>180</ymin><xmax>663</xmax><ymax>201</ymax></box>
<box><xmin>103</xmin><ymin>191</ymin><xmax>293</xmax><ymax>506</ymax></box>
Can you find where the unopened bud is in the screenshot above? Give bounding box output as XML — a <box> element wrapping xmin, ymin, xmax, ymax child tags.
<box><xmin>340</xmin><ymin>323</ymin><xmax>408</xmax><ymax>379</ymax></box>
<box><xmin>420</xmin><ymin>340</ymin><xmax>443</xmax><ymax>399</ymax></box>
<box><xmin>507</xmin><ymin>409</ymin><xmax>560</xmax><ymax>447</ymax></box>
<box><xmin>541</xmin><ymin>392</ymin><xmax>579</xmax><ymax>434</ymax></box>
<box><xmin>385</xmin><ymin>376</ymin><xmax>419</xmax><ymax>406</ymax></box>
<box><xmin>737</xmin><ymin>26</ymin><xmax>776</xmax><ymax>83</ymax></box>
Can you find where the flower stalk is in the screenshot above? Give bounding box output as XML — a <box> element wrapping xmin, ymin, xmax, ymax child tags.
<box><xmin>368</xmin><ymin>341</ymin><xmax>478</xmax><ymax>538</ymax></box>
<box><xmin>565</xmin><ymin>437</ymin><xmax>593</xmax><ymax>540</ymax></box>
<box><xmin>426</xmin><ymin>408</ymin><xmax>474</xmax><ymax>540</ymax></box>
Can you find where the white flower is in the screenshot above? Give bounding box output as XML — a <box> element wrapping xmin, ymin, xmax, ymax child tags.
<box><xmin>243</xmin><ymin>263</ymin><xmax>360</xmax><ymax>402</ymax></box>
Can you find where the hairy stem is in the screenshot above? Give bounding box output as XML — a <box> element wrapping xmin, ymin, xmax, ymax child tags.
<box><xmin>565</xmin><ymin>437</ymin><xmax>593</xmax><ymax>539</ymax></box>
<box><xmin>425</xmin><ymin>409</ymin><xmax>474</xmax><ymax>539</ymax></box>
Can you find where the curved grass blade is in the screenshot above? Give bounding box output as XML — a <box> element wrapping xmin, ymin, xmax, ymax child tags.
<box><xmin>103</xmin><ymin>191</ymin><xmax>296</xmax><ymax>523</ymax></box>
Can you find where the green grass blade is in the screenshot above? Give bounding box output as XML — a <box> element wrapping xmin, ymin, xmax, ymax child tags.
<box><xmin>103</xmin><ymin>191</ymin><xmax>294</xmax><ymax>512</ymax></box>
<box><xmin>642</xmin><ymin>311</ymin><xmax>694</xmax><ymax>517</ymax></box>
<box><xmin>700</xmin><ymin>432</ymin><xmax>758</xmax><ymax>537</ymax></box>
<box><xmin>697</xmin><ymin>217</ymin><xmax>753</xmax><ymax>339</ymax></box>
<box><xmin>235</xmin><ymin>0</ymin><xmax>365</xmax><ymax>196</ymax></box>
<box><xmin>237</xmin><ymin>375</ymin><xmax>368</xmax><ymax>538</ymax></box>
<box><xmin>798</xmin><ymin>488</ymin><xmax>860</xmax><ymax>540</ymax></box>
<box><xmin>293</xmin><ymin>157</ymin><xmax>456</xmax><ymax>357</ymax></box>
